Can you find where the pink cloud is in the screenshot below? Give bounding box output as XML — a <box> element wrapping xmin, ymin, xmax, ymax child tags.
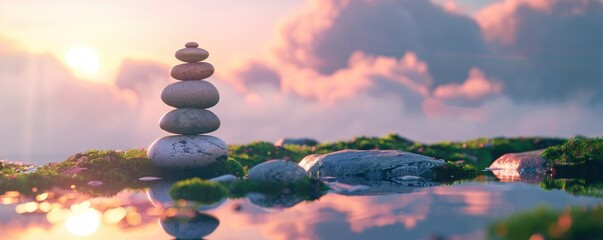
<box><xmin>475</xmin><ymin>0</ymin><xmax>588</xmax><ymax>45</ymax></box>
<box><xmin>278</xmin><ymin>51</ymin><xmax>432</xmax><ymax>104</ymax></box>
<box><xmin>433</xmin><ymin>67</ymin><xmax>502</xmax><ymax>101</ymax></box>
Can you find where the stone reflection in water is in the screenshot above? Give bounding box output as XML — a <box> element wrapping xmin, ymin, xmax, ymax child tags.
<box><xmin>147</xmin><ymin>180</ymin><xmax>226</xmax><ymax>211</ymax></box>
<box><xmin>160</xmin><ymin>211</ymin><xmax>220</xmax><ymax>239</ymax></box>
<box><xmin>326</xmin><ymin>176</ymin><xmax>439</xmax><ymax>196</ymax></box>
<box><xmin>246</xmin><ymin>192</ymin><xmax>303</xmax><ymax>210</ymax></box>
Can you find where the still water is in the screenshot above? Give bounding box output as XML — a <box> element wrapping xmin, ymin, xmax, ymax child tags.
<box><xmin>1</xmin><ymin>178</ymin><xmax>601</xmax><ymax>240</ymax></box>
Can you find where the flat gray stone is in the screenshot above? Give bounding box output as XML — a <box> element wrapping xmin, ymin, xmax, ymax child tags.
<box><xmin>299</xmin><ymin>150</ymin><xmax>445</xmax><ymax>180</ymax></box>
<box><xmin>160</xmin><ymin>213</ymin><xmax>219</xmax><ymax>239</ymax></box>
<box><xmin>161</xmin><ymin>80</ymin><xmax>219</xmax><ymax>109</ymax></box>
<box><xmin>147</xmin><ymin>135</ymin><xmax>228</xmax><ymax>168</ymax></box>
<box><xmin>248</xmin><ymin>159</ymin><xmax>307</xmax><ymax>183</ymax></box>
<box><xmin>175</xmin><ymin>47</ymin><xmax>209</xmax><ymax>63</ymax></box>
<box><xmin>170</xmin><ymin>62</ymin><xmax>214</xmax><ymax>80</ymax></box>
<box><xmin>159</xmin><ymin>108</ymin><xmax>220</xmax><ymax>135</ymax></box>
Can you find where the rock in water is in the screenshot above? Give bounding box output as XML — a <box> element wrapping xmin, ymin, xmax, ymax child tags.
<box><xmin>299</xmin><ymin>150</ymin><xmax>445</xmax><ymax>180</ymax></box>
<box><xmin>248</xmin><ymin>159</ymin><xmax>307</xmax><ymax>183</ymax></box>
<box><xmin>488</xmin><ymin>150</ymin><xmax>547</xmax><ymax>181</ymax></box>
<box><xmin>159</xmin><ymin>108</ymin><xmax>220</xmax><ymax>135</ymax></box>
<box><xmin>175</xmin><ymin>47</ymin><xmax>209</xmax><ymax>63</ymax></box>
<box><xmin>170</xmin><ymin>62</ymin><xmax>214</xmax><ymax>80</ymax></box>
<box><xmin>147</xmin><ymin>135</ymin><xmax>228</xmax><ymax>168</ymax></box>
<box><xmin>161</xmin><ymin>80</ymin><xmax>220</xmax><ymax>109</ymax></box>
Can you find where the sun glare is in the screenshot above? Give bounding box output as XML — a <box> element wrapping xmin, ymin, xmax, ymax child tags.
<box><xmin>64</xmin><ymin>207</ymin><xmax>101</xmax><ymax>236</ymax></box>
<box><xmin>65</xmin><ymin>46</ymin><xmax>100</xmax><ymax>76</ymax></box>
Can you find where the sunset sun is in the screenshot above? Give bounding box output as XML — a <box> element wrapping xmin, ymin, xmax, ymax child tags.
<box><xmin>65</xmin><ymin>45</ymin><xmax>100</xmax><ymax>76</ymax></box>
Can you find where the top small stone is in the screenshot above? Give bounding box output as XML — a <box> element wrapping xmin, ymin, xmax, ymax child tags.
<box><xmin>185</xmin><ymin>42</ymin><xmax>199</xmax><ymax>48</ymax></box>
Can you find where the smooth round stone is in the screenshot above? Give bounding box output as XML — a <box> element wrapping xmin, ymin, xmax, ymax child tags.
<box><xmin>248</xmin><ymin>159</ymin><xmax>307</xmax><ymax>183</ymax></box>
<box><xmin>161</xmin><ymin>81</ymin><xmax>219</xmax><ymax>109</ymax></box>
<box><xmin>170</xmin><ymin>62</ymin><xmax>214</xmax><ymax>80</ymax></box>
<box><xmin>185</xmin><ymin>41</ymin><xmax>199</xmax><ymax>48</ymax></box>
<box><xmin>175</xmin><ymin>47</ymin><xmax>209</xmax><ymax>63</ymax></box>
<box><xmin>147</xmin><ymin>135</ymin><xmax>228</xmax><ymax>168</ymax></box>
<box><xmin>159</xmin><ymin>108</ymin><xmax>220</xmax><ymax>135</ymax></box>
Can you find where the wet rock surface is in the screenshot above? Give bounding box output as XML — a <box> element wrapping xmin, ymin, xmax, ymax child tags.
<box><xmin>248</xmin><ymin>160</ymin><xmax>307</xmax><ymax>183</ymax></box>
<box><xmin>299</xmin><ymin>150</ymin><xmax>445</xmax><ymax>180</ymax></box>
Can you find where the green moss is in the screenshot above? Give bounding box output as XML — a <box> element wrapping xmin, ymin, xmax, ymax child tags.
<box><xmin>169</xmin><ymin>178</ymin><xmax>228</xmax><ymax>204</ymax></box>
<box><xmin>542</xmin><ymin>137</ymin><xmax>603</xmax><ymax>164</ymax></box>
<box><xmin>539</xmin><ymin>178</ymin><xmax>603</xmax><ymax>198</ymax></box>
<box><xmin>488</xmin><ymin>205</ymin><xmax>603</xmax><ymax>240</ymax></box>
<box><xmin>314</xmin><ymin>134</ymin><xmax>414</xmax><ymax>153</ymax></box>
<box><xmin>229</xmin><ymin>141</ymin><xmax>313</xmax><ymax>169</ymax></box>
<box><xmin>1</xmin><ymin>149</ymin><xmax>159</xmax><ymax>197</ymax></box>
<box><xmin>541</xmin><ymin>137</ymin><xmax>603</xmax><ymax>179</ymax></box>
<box><xmin>433</xmin><ymin>161</ymin><xmax>480</xmax><ymax>182</ymax></box>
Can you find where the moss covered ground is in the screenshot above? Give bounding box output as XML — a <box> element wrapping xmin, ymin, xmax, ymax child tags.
<box><xmin>0</xmin><ymin>134</ymin><xmax>586</xmax><ymax>198</ymax></box>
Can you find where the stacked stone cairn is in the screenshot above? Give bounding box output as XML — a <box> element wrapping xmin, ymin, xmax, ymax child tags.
<box><xmin>147</xmin><ymin>42</ymin><xmax>228</xmax><ymax>169</ymax></box>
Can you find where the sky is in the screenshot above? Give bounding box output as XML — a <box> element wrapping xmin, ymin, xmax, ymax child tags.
<box><xmin>1</xmin><ymin>0</ymin><xmax>602</xmax><ymax>164</ymax></box>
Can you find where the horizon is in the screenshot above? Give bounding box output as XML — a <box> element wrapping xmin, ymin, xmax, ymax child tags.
<box><xmin>1</xmin><ymin>0</ymin><xmax>603</xmax><ymax>164</ymax></box>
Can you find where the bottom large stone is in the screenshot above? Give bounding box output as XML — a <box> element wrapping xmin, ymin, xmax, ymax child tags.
<box><xmin>148</xmin><ymin>135</ymin><xmax>228</xmax><ymax>168</ymax></box>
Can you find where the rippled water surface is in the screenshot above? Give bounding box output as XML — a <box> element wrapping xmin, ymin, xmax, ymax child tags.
<box><xmin>1</xmin><ymin>179</ymin><xmax>601</xmax><ymax>240</ymax></box>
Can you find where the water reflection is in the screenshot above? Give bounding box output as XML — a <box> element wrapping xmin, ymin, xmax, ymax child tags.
<box><xmin>160</xmin><ymin>211</ymin><xmax>219</xmax><ymax>239</ymax></box>
<box><xmin>246</xmin><ymin>192</ymin><xmax>303</xmax><ymax>209</ymax></box>
<box><xmin>64</xmin><ymin>205</ymin><xmax>101</xmax><ymax>236</ymax></box>
<box><xmin>1</xmin><ymin>178</ymin><xmax>603</xmax><ymax>239</ymax></box>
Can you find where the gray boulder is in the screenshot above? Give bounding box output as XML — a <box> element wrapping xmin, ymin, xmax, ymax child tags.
<box><xmin>299</xmin><ymin>150</ymin><xmax>445</xmax><ymax>181</ymax></box>
<box><xmin>274</xmin><ymin>138</ymin><xmax>319</xmax><ymax>147</ymax></box>
<box><xmin>248</xmin><ymin>159</ymin><xmax>307</xmax><ymax>183</ymax></box>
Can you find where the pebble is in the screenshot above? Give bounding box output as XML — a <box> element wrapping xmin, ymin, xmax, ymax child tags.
<box><xmin>170</xmin><ymin>62</ymin><xmax>214</xmax><ymax>80</ymax></box>
<box><xmin>87</xmin><ymin>180</ymin><xmax>103</xmax><ymax>187</ymax></box>
<box><xmin>159</xmin><ymin>108</ymin><xmax>220</xmax><ymax>135</ymax></box>
<box><xmin>248</xmin><ymin>160</ymin><xmax>308</xmax><ymax>183</ymax></box>
<box><xmin>161</xmin><ymin>81</ymin><xmax>219</xmax><ymax>109</ymax></box>
<box><xmin>185</xmin><ymin>42</ymin><xmax>199</xmax><ymax>48</ymax></box>
<box><xmin>176</xmin><ymin>48</ymin><xmax>209</xmax><ymax>62</ymax></box>
<box><xmin>147</xmin><ymin>135</ymin><xmax>228</xmax><ymax>168</ymax></box>
<box><xmin>139</xmin><ymin>176</ymin><xmax>162</xmax><ymax>181</ymax></box>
